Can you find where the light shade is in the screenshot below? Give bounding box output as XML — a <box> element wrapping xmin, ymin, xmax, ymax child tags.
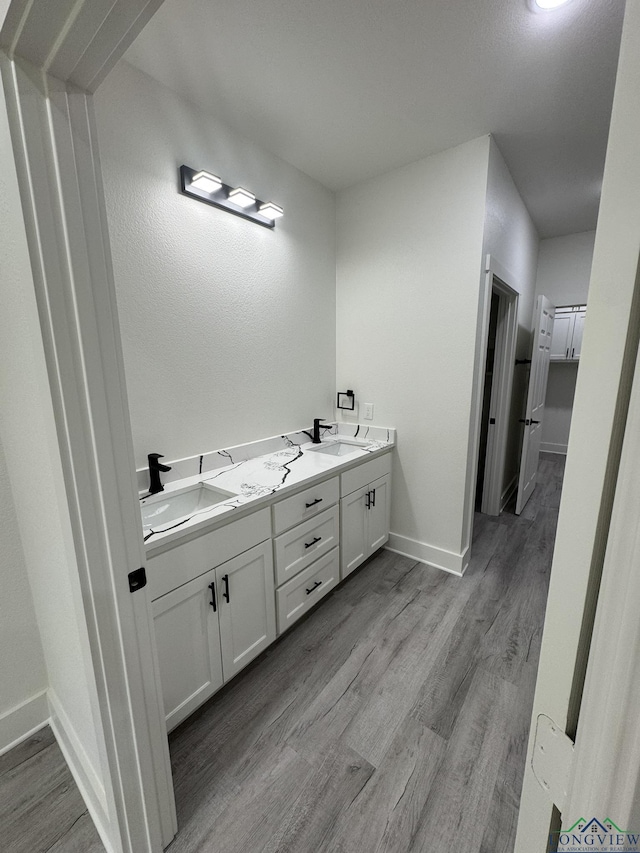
<box><xmin>259</xmin><ymin>202</ymin><xmax>284</xmax><ymax>221</ymax></box>
<box><xmin>228</xmin><ymin>187</ymin><xmax>256</xmax><ymax>209</ymax></box>
<box><xmin>191</xmin><ymin>170</ymin><xmax>222</xmax><ymax>193</ymax></box>
<box><xmin>534</xmin><ymin>0</ymin><xmax>571</xmax><ymax>7</ymax></box>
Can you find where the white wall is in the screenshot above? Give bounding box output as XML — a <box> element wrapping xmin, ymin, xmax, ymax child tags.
<box><xmin>535</xmin><ymin>230</ymin><xmax>595</xmax><ymax>305</ymax></box>
<box><xmin>535</xmin><ymin>231</ymin><xmax>595</xmax><ymax>453</ymax></box>
<box><xmin>95</xmin><ymin>62</ymin><xmax>336</xmax><ymax>470</ymax></box>
<box><xmin>336</xmin><ymin>136</ymin><xmax>491</xmax><ymax>573</ymax></box>
<box><xmin>0</xmin><ymin>436</ymin><xmax>47</xmax><ymax>751</ymax></box>
<box><xmin>481</xmin><ymin>137</ymin><xmax>540</xmax><ymax>502</ymax></box>
<box><xmin>0</xmin><ymin>76</ymin><xmax>109</xmax><ymax>790</ymax></box>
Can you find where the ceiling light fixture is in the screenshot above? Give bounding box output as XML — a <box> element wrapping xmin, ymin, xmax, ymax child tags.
<box><xmin>179</xmin><ymin>165</ymin><xmax>283</xmax><ymax>229</ymax></box>
<box><xmin>532</xmin><ymin>0</ymin><xmax>572</xmax><ymax>9</ymax></box>
<box><xmin>190</xmin><ymin>170</ymin><xmax>222</xmax><ymax>193</ymax></box>
<box><xmin>258</xmin><ymin>202</ymin><xmax>284</xmax><ymax>221</ymax></box>
<box><xmin>228</xmin><ymin>187</ymin><xmax>256</xmax><ymax>209</ymax></box>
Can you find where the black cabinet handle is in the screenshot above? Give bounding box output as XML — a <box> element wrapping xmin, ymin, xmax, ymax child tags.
<box><xmin>305</xmin><ymin>497</ymin><xmax>323</xmax><ymax>508</ymax></box>
<box><xmin>306</xmin><ymin>580</ymin><xmax>322</xmax><ymax>595</ymax></box>
<box><xmin>531</xmin><ymin>419</ymin><xmax>540</xmax><ymax>424</ymax></box>
<box><xmin>305</xmin><ymin>536</ymin><xmax>321</xmax><ymax>549</ymax></box>
<box><xmin>572</xmin><ymin>348</ymin><xmax>575</xmax><ymax>358</ymax></box>
<box><xmin>222</xmin><ymin>574</ymin><xmax>230</xmax><ymax>603</ymax></box>
<box><xmin>209</xmin><ymin>581</ymin><xmax>217</xmax><ymax>612</ymax></box>
<box><xmin>365</xmin><ymin>491</ymin><xmax>371</xmax><ymax>509</ymax></box>
<box><xmin>370</xmin><ymin>489</ymin><xmax>376</xmax><ymax>507</ymax></box>
<box><xmin>566</xmin><ymin>348</ymin><xmax>569</xmax><ymax>358</ymax></box>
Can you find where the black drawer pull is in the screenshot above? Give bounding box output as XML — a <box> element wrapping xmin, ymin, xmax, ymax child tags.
<box><xmin>305</xmin><ymin>536</ymin><xmax>321</xmax><ymax>549</ymax></box>
<box><xmin>370</xmin><ymin>488</ymin><xmax>376</xmax><ymax>507</ymax></box>
<box><xmin>305</xmin><ymin>497</ymin><xmax>323</xmax><ymax>508</ymax></box>
<box><xmin>222</xmin><ymin>574</ymin><xmax>230</xmax><ymax>603</ymax></box>
<box><xmin>209</xmin><ymin>582</ymin><xmax>217</xmax><ymax>612</ymax></box>
<box><xmin>365</xmin><ymin>491</ymin><xmax>371</xmax><ymax>509</ymax></box>
<box><xmin>306</xmin><ymin>580</ymin><xmax>322</xmax><ymax>595</ymax></box>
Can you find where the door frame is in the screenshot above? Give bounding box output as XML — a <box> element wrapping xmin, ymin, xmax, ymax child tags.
<box><xmin>1</xmin><ymin>3</ymin><xmax>174</xmax><ymax>852</ymax></box>
<box><xmin>464</xmin><ymin>253</ymin><xmax>519</xmax><ymax>551</ymax></box>
<box><xmin>480</xmin><ymin>271</ymin><xmax>519</xmax><ymax>516</ymax></box>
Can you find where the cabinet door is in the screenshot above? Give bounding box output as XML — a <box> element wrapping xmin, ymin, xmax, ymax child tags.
<box><xmin>340</xmin><ymin>485</ymin><xmax>368</xmax><ymax>579</ymax></box>
<box><xmin>218</xmin><ymin>541</ymin><xmax>276</xmax><ymax>681</ymax></box>
<box><xmin>366</xmin><ymin>474</ymin><xmax>391</xmax><ymax>554</ymax></box>
<box><xmin>549</xmin><ymin>312</ymin><xmax>574</xmax><ymax>361</ymax></box>
<box><xmin>152</xmin><ymin>567</ymin><xmax>223</xmax><ymax>731</ymax></box>
<box><xmin>570</xmin><ymin>310</ymin><xmax>586</xmax><ymax>360</ymax></box>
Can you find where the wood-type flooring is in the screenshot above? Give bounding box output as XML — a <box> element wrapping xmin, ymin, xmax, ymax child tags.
<box><xmin>0</xmin><ymin>454</ymin><xmax>564</xmax><ymax>852</ymax></box>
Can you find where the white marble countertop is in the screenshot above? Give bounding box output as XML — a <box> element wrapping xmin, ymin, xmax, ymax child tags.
<box><xmin>141</xmin><ymin>423</ymin><xmax>395</xmax><ymax>553</ymax></box>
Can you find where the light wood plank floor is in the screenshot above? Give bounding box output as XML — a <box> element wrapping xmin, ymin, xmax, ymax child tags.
<box><xmin>0</xmin><ymin>454</ymin><xmax>563</xmax><ymax>852</ymax></box>
<box><xmin>0</xmin><ymin>726</ymin><xmax>104</xmax><ymax>853</ymax></box>
<box><xmin>167</xmin><ymin>453</ymin><xmax>564</xmax><ymax>853</ymax></box>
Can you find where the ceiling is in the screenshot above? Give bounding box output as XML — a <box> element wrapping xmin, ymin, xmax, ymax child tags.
<box><xmin>124</xmin><ymin>0</ymin><xmax>625</xmax><ymax>238</ymax></box>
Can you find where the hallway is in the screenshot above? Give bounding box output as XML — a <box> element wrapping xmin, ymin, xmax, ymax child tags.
<box><xmin>0</xmin><ymin>455</ymin><xmax>563</xmax><ymax>852</ymax></box>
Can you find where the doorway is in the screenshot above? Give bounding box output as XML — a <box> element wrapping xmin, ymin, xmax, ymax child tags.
<box><xmin>476</xmin><ymin>292</ymin><xmax>500</xmax><ymax>510</ymax></box>
<box><xmin>474</xmin><ymin>269</ymin><xmax>519</xmax><ymax>518</ymax></box>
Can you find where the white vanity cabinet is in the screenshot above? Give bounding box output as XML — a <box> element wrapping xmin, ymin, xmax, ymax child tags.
<box><xmin>272</xmin><ymin>477</ymin><xmax>341</xmax><ymax>634</ymax></box>
<box><xmin>340</xmin><ymin>455</ymin><xmax>391</xmax><ymax>579</ymax></box>
<box><xmin>146</xmin><ymin>446</ymin><xmax>394</xmax><ymax>730</ymax></box>
<box><xmin>550</xmin><ymin>305</ymin><xmax>586</xmax><ymax>362</ymax></box>
<box><xmin>152</xmin><ymin>567</ymin><xmax>223</xmax><ymax>731</ymax></box>
<box><xmin>217</xmin><ymin>541</ymin><xmax>276</xmax><ymax>680</ymax></box>
<box><xmin>147</xmin><ymin>510</ymin><xmax>275</xmax><ymax>730</ymax></box>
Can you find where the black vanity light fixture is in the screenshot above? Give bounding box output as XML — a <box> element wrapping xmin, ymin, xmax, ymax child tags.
<box><xmin>179</xmin><ymin>165</ymin><xmax>283</xmax><ymax>229</ymax></box>
<box><xmin>337</xmin><ymin>389</ymin><xmax>356</xmax><ymax>411</ymax></box>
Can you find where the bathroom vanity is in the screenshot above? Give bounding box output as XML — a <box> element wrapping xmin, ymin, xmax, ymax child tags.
<box><xmin>141</xmin><ymin>424</ymin><xmax>394</xmax><ymax>731</ymax></box>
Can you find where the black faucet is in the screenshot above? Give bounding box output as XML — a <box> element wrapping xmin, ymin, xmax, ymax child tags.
<box><xmin>312</xmin><ymin>418</ymin><xmax>332</xmax><ymax>444</ymax></box>
<box><xmin>148</xmin><ymin>453</ymin><xmax>172</xmax><ymax>494</ymax></box>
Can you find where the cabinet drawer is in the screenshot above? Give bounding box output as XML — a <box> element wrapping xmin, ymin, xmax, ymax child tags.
<box><xmin>273</xmin><ymin>505</ymin><xmax>339</xmax><ymax>586</ymax></box>
<box><xmin>276</xmin><ymin>547</ymin><xmax>340</xmax><ymax>634</ymax></box>
<box><xmin>147</xmin><ymin>508</ymin><xmax>271</xmax><ymax>600</ymax></box>
<box><xmin>340</xmin><ymin>452</ymin><xmax>392</xmax><ymax>497</ymax></box>
<box><xmin>272</xmin><ymin>477</ymin><xmax>338</xmax><ymax>534</ymax></box>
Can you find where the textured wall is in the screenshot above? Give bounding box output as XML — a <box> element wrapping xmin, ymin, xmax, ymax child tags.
<box><xmin>534</xmin><ymin>230</ymin><xmax>595</xmax><ymax>453</ymax></box>
<box><xmin>337</xmin><ymin>136</ymin><xmax>490</xmax><ymax>569</ymax></box>
<box><xmin>95</xmin><ymin>62</ymin><xmax>336</xmax><ymax>469</ymax></box>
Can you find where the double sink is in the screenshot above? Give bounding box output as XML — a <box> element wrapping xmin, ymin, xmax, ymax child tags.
<box><xmin>140</xmin><ymin>439</ymin><xmax>366</xmax><ymax>533</ymax></box>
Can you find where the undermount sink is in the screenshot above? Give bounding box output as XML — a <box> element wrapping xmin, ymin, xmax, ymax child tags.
<box><xmin>310</xmin><ymin>440</ymin><xmax>365</xmax><ymax>457</ymax></box>
<box><xmin>141</xmin><ymin>482</ymin><xmax>237</xmax><ymax>530</ymax></box>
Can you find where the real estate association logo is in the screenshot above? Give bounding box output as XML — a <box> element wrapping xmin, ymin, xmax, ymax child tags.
<box><xmin>548</xmin><ymin>817</ymin><xmax>640</xmax><ymax>852</ymax></box>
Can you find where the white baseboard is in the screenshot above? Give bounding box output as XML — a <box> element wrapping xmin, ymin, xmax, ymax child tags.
<box><xmin>386</xmin><ymin>533</ymin><xmax>468</xmax><ymax>576</ymax></box>
<box><xmin>0</xmin><ymin>690</ymin><xmax>48</xmax><ymax>756</ymax></box>
<box><xmin>500</xmin><ymin>475</ymin><xmax>518</xmax><ymax>512</ymax></box>
<box><xmin>540</xmin><ymin>441</ymin><xmax>568</xmax><ymax>455</ymax></box>
<box><xmin>48</xmin><ymin>690</ymin><xmax>113</xmax><ymax>852</ymax></box>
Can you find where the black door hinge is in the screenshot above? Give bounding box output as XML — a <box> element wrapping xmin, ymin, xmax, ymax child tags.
<box><xmin>128</xmin><ymin>567</ymin><xmax>147</xmax><ymax>593</ymax></box>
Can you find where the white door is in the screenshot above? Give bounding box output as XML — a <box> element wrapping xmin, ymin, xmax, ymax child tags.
<box><xmin>367</xmin><ymin>474</ymin><xmax>391</xmax><ymax>553</ymax></box>
<box><xmin>515</xmin><ymin>295</ymin><xmax>555</xmax><ymax>515</ymax></box>
<box><xmin>340</xmin><ymin>486</ymin><xmax>368</xmax><ymax>579</ymax></box>
<box><xmin>152</xmin><ymin>568</ymin><xmax>224</xmax><ymax>731</ymax></box>
<box><xmin>218</xmin><ymin>541</ymin><xmax>276</xmax><ymax>680</ymax></box>
<box><xmin>570</xmin><ymin>310</ymin><xmax>586</xmax><ymax>360</ymax></box>
<box><xmin>549</xmin><ymin>311</ymin><xmax>574</xmax><ymax>361</ymax></box>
